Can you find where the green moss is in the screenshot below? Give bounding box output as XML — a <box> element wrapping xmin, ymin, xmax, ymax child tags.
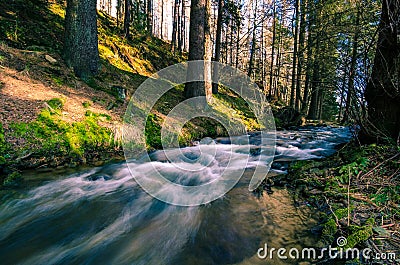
<box><xmin>10</xmin><ymin>108</ymin><xmax>114</xmax><ymax>159</ymax></box>
<box><xmin>212</xmin><ymin>86</ymin><xmax>261</xmax><ymax>131</ymax></box>
<box><xmin>322</xmin><ymin>218</ymin><xmax>338</xmax><ymax>243</ymax></box>
<box><xmin>145</xmin><ymin>113</ymin><xmax>162</xmax><ymax>149</ymax></box>
<box><xmin>334</xmin><ymin>207</ymin><xmax>353</xmax><ymax>220</ymax></box>
<box><xmin>52</xmin><ymin>76</ymin><xmax>64</xmax><ymax>86</ymax></box>
<box><xmin>321</xmin><ymin>217</ymin><xmax>373</xmax><ymax>249</ymax></box>
<box><xmin>47</xmin><ymin>98</ymin><xmax>64</xmax><ymax>110</ymax></box>
<box><xmin>290</xmin><ymin>160</ymin><xmax>310</xmax><ymax>171</ymax></box>
<box><xmin>65</xmin><ymin>115</ymin><xmax>112</xmax><ymax>156</ymax></box>
<box><xmin>3</xmin><ymin>171</ymin><xmax>22</xmax><ymax>187</ymax></box>
<box><xmin>82</xmin><ymin>101</ymin><xmax>91</xmax><ymax>108</ymax></box>
<box><xmin>0</xmin><ymin>123</ymin><xmax>6</xmax><ymax>153</ymax></box>
<box><xmin>85</xmin><ymin>110</ymin><xmax>111</xmax><ymax>121</ymax></box>
<box><xmin>85</xmin><ymin>77</ymin><xmax>103</xmax><ymax>90</ymax></box>
<box><xmin>0</xmin><ymin>0</ymin><xmax>64</xmax><ymax>51</ymax></box>
<box><xmin>0</xmin><ymin>122</ymin><xmax>11</xmax><ymax>166</ymax></box>
<box><xmin>344</xmin><ymin>224</ymin><xmax>373</xmax><ymax>249</ymax></box>
<box><xmin>274</xmin><ymin>117</ymin><xmax>282</xmax><ymax>128</ymax></box>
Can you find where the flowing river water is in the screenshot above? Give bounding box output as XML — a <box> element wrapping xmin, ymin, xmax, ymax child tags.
<box><xmin>0</xmin><ymin>127</ymin><xmax>352</xmax><ymax>265</ymax></box>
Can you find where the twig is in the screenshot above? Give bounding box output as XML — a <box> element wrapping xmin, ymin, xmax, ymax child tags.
<box><xmin>350</xmin><ymin>193</ymin><xmax>378</xmax><ymax>208</ymax></box>
<box><xmin>348</xmin><ymin>167</ymin><xmax>351</xmax><ymax>226</ymax></box>
<box><xmin>361</xmin><ymin>152</ymin><xmax>400</xmax><ymax>179</ymax></box>
<box><xmin>43</xmin><ymin>102</ymin><xmax>55</xmax><ymax>112</ymax></box>
<box><xmin>16</xmin><ymin>152</ymin><xmax>33</xmax><ymax>162</ymax></box>
<box><xmin>369</xmin><ymin>239</ymin><xmax>383</xmax><ymax>254</ymax></box>
<box><xmin>381</xmin><ymin>223</ymin><xmax>395</xmax><ymax>228</ymax></box>
<box><xmin>324</xmin><ymin>196</ymin><xmax>341</xmax><ymax>229</ymax></box>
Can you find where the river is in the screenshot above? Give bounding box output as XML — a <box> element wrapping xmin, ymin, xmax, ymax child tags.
<box><xmin>0</xmin><ymin>126</ymin><xmax>352</xmax><ymax>265</ymax></box>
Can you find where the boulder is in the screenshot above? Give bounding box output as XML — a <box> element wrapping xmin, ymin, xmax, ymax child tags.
<box><xmin>273</xmin><ymin>106</ymin><xmax>303</xmax><ymax>129</ymax></box>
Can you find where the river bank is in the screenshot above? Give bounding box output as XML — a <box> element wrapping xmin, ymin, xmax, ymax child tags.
<box><xmin>263</xmin><ymin>141</ymin><xmax>400</xmax><ymax>263</ymax></box>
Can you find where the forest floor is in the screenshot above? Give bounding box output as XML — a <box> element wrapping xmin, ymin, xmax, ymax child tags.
<box><xmin>258</xmin><ymin>142</ymin><xmax>400</xmax><ymax>263</ymax></box>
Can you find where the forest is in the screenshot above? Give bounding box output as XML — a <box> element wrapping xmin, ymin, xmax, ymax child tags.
<box><xmin>68</xmin><ymin>0</ymin><xmax>399</xmax><ymax>141</ymax></box>
<box><xmin>0</xmin><ymin>0</ymin><xmax>399</xmax><ymax>264</ymax></box>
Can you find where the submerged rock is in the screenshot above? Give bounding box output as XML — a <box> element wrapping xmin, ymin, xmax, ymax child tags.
<box><xmin>86</xmin><ymin>174</ymin><xmax>112</xmax><ymax>181</ymax></box>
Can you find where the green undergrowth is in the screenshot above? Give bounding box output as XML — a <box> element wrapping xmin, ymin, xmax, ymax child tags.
<box><xmin>144</xmin><ymin>114</ymin><xmax>229</xmax><ymax>150</ymax></box>
<box><xmin>2</xmin><ymin>171</ymin><xmax>23</xmax><ymax>187</ymax></box>
<box><xmin>0</xmin><ymin>0</ymin><xmax>64</xmax><ymax>51</ymax></box>
<box><xmin>271</xmin><ymin>142</ymin><xmax>400</xmax><ymax>258</ymax></box>
<box><xmin>142</xmin><ymin>84</ymin><xmax>260</xmax><ymax>150</ymax></box>
<box><xmin>213</xmin><ymin>86</ymin><xmax>261</xmax><ymax>131</ymax></box>
<box><xmin>7</xmin><ymin>99</ymin><xmax>116</xmax><ymax>165</ymax></box>
<box><xmin>0</xmin><ymin>123</ymin><xmax>7</xmax><ymax>165</ymax></box>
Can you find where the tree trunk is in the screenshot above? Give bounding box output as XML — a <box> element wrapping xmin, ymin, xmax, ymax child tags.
<box><xmin>229</xmin><ymin>20</ymin><xmax>234</xmax><ymax>66</ymax></box>
<box><xmin>300</xmin><ymin>0</ymin><xmax>313</xmax><ymax>115</ymax></box>
<box><xmin>290</xmin><ymin>0</ymin><xmax>299</xmax><ymax>108</ymax></box>
<box><xmin>160</xmin><ymin>0</ymin><xmax>164</xmax><ymax>39</ymax></box>
<box><xmin>337</xmin><ymin>71</ymin><xmax>348</xmax><ymax>123</ymax></box>
<box><xmin>147</xmin><ymin>0</ymin><xmax>153</xmax><ymax>35</ymax></box>
<box><xmin>295</xmin><ymin>0</ymin><xmax>306</xmax><ymax>112</ymax></box>
<box><xmin>247</xmin><ymin>0</ymin><xmax>258</xmax><ymax>78</ymax></box>
<box><xmin>107</xmin><ymin>0</ymin><xmax>111</xmax><ymax>15</ymax></box>
<box><xmin>269</xmin><ymin>2</ymin><xmax>277</xmax><ymax>98</ymax></box>
<box><xmin>117</xmin><ymin>0</ymin><xmax>122</xmax><ymax>28</ymax></box>
<box><xmin>178</xmin><ymin>0</ymin><xmax>185</xmax><ymax>52</ymax></box>
<box><xmin>181</xmin><ymin>0</ymin><xmax>186</xmax><ymax>52</ymax></box>
<box><xmin>212</xmin><ymin>0</ymin><xmax>223</xmax><ymax>94</ymax></box>
<box><xmin>317</xmin><ymin>85</ymin><xmax>324</xmax><ymax>120</ymax></box>
<box><xmin>123</xmin><ymin>0</ymin><xmax>131</xmax><ymax>39</ymax></box>
<box><xmin>235</xmin><ymin>19</ymin><xmax>240</xmax><ymax>69</ymax></box>
<box><xmin>342</xmin><ymin>9</ymin><xmax>360</xmax><ymax>124</ymax></box>
<box><xmin>177</xmin><ymin>0</ymin><xmax>182</xmax><ymax>52</ymax></box>
<box><xmin>307</xmin><ymin>38</ymin><xmax>320</xmax><ymax>120</ymax></box>
<box><xmin>184</xmin><ymin>0</ymin><xmax>212</xmax><ymax>103</ymax></box>
<box><xmin>363</xmin><ymin>0</ymin><xmax>400</xmax><ymax>142</ymax></box>
<box><xmin>275</xmin><ymin>8</ymin><xmax>285</xmax><ymax>101</ymax></box>
<box><xmin>64</xmin><ymin>0</ymin><xmax>99</xmax><ymax>79</ymax></box>
<box><xmin>261</xmin><ymin>7</ymin><xmax>265</xmax><ymax>92</ymax></box>
<box><xmin>224</xmin><ymin>25</ymin><xmax>229</xmax><ymax>64</ymax></box>
<box><xmin>172</xmin><ymin>0</ymin><xmax>179</xmax><ymax>52</ymax></box>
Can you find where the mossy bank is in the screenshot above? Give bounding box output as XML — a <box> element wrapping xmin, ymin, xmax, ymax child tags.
<box><xmin>261</xmin><ymin>142</ymin><xmax>400</xmax><ymax>263</ymax></box>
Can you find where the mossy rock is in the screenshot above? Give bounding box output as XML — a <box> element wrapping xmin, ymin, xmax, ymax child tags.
<box><xmin>344</xmin><ymin>224</ymin><xmax>373</xmax><ymax>249</ymax></box>
<box><xmin>322</xmin><ymin>218</ymin><xmax>338</xmax><ymax>243</ymax></box>
<box><xmin>3</xmin><ymin>171</ymin><xmax>23</xmax><ymax>187</ymax></box>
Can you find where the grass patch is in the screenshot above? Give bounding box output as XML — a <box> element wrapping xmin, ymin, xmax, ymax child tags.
<box><xmin>9</xmin><ymin>108</ymin><xmax>115</xmax><ymax>159</ymax></box>
<box><xmin>0</xmin><ymin>123</ymin><xmax>7</xmax><ymax>165</ymax></box>
<box><xmin>47</xmin><ymin>97</ymin><xmax>64</xmax><ymax>110</ymax></box>
<box><xmin>213</xmin><ymin>86</ymin><xmax>262</xmax><ymax>131</ymax></box>
<box><xmin>82</xmin><ymin>101</ymin><xmax>91</xmax><ymax>108</ymax></box>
